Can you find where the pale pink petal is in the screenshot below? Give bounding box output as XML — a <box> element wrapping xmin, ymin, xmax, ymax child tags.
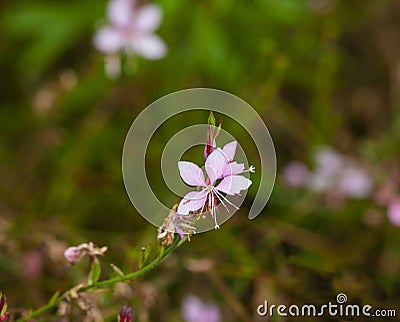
<box><xmin>388</xmin><ymin>197</ymin><xmax>400</xmax><ymax>227</ymax></box>
<box><xmin>178</xmin><ymin>161</ymin><xmax>206</xmax><ymax>187</ymax></box>
<box><xmin>205</xmin><ymin>148</ymin><xmax>228</xmax><ymax>184</ymax></box>
<box><xmin>221</xmin><ymin>161</ymin><xmax>245</xmax><ymax>178</ymax></box>
<box><xmin>315</xmin><ymin>146</ymin><xmax>344</xmax><ymax>176</ymax></box>
<box><xmin>222</xmin><ymin>141</ymin><xmax>237</xmax><ymax>162</ymax></box>
<box><xmin>134</xmin><ymin>4</ymin><xmax>162</xmax><ymax>32</ymax></box>
<box><xmin>182</xmin><ymin>294</ymin><xmax>221</xmax><ymax>322</ymax></box>
<box><xmin>282</xmin><ymin>161</ymin><xmax>310</xmax><ymax>188</ymax></box>
<box><xmin>182</xmin><ymin>295</ymin><xmax>203</xmax><ymax>322</ymax></box>
<box><xmin>307</xmin><ymin>170</ymin><xmax>333</xmax><ymax>192</ymax></box>
<box><xmin>64</xmin><ymin>246</ymin><xmax>81</xmax><ymax>263</ymax></box>
<box><xmin>108</xmin><ymin>0</ymin><xmax>134</xmax><ymax>28</ymax></box>
<box><xmin>308</xmin><ymin>147</ymin><xmax>344</xmax><ymax>192</ymax></box>
<box><xmin>93</xmin><ymin>26</ymin><xmax>124</xmax><ymax>54</ymax></box>
<box><xmin>215</xmin><ymin>175</ymin><xmax>252</xmax><ymax>195</ymax></box>
<box><xmin>338</xmin><ymin>166</ymin><xmax>372</xmax><ymax>198</ymax></box>
<box><xmin>130</xmin><ymin>34</ymin><xmax>167</xmax><ymax>59</ymax></box>
<box><xmin>177</xmin><ymin>190</ymin><xmax>208</xmax><ymax>215</ymax></box>
<box><xmin>231</xmin><ymin>162</ymin><xmax>246</xmax><ymax>175</ymax></box>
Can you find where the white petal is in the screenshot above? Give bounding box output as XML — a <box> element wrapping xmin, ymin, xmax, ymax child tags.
<box><xmin>93</xmin><ymin>26</ymin><xmax>124</xmax><ymax>54</ymax></box>
<box><xmin>182</xmin><ymin>295</ymin><xmax>204</xmax><ymax>321</ymax></box>
<box><xmin>177</xmin><ymin>190</ymin><xmax>208</xmax><ymax>215</ymax></box>
<box><xmin>205</xmin><ymin>148</ymin><xmax>228</xmax><ymax>184</ymax></box>
<box><xmin>338</xmin><ymin>166</ymin><xmax>372</xmax><ymax>198</ymax></box>
<box><xmin>178</xmin><ymin>161</ymin><xmax>206</xmax><ymax>187</ymax></box>
<box><xmin>222</xmin><ymin>161</ymin><xmax>245</xmax><ymax>177</ymax></box>
<box><xmin>222</xmin><ymin>141</ymin><xmax>237</xmax><ymax>162</ymax></box>
<box><xmin>134</xmin><ymin>4</ymin><xmax>162</xmax><ymax>32</ymax></box>
<box><xmin>315</xmin><ymin>146</ymin><xmax>344</xmax><ymax>176</ymax></box>
<box><xmin>307</xmin><ymin>171</ymin><xmax>332</xmax><ymax>192</ymax></box>
<box><xmin>215</xmin><ymin>175</ymin><xmax>252</xmax><ymax>195</ymax></box>
<box><xmin>108</xmin><ymin>0</ymin><xmax>134</xmax><ymax>28</ymax></box>
<box><xmin>130</xmin><ymin>34</ymin><xmax>167</xmax><ymax>59</ymax></box>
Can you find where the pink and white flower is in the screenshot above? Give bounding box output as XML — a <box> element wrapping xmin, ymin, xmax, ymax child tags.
<box><xmin>177</xmin><ymin>141</ymin><xmax>254</xmax><ymax>229</ymax></box>
<box><xmin>64</xmin><ymin>246</ymin><xmax>81</xmax><ymax>264</ymax></box>
<box><xmin>283</xmin><ymin>146</ymin><xmax>373</xmax><ymax>199</ymax></box>
<box><xmin>64</xmin><ymin>242</ymin><xmax>108</xmax><ymax>264</ymax></box>
<box><xmin>181</xmin><ymin>294</ymin><xmax>221</xmax><ymax>322</ymax></box>
<box><xmin>94</xmin><ymin>0</ymin><xmax>167</xmax><ymax>60</ymax></box>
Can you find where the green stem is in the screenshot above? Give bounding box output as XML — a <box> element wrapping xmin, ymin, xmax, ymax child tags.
<box><xmin>17</xmin><ymin>238</ymin><xmax>185</xmax><ymax>322</ymax></box>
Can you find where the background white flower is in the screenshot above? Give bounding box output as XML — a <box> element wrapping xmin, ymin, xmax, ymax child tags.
<box><xmin>94</xmin><ymin>0</ymin><xmax>167</xmax><ymax>60</ymax></box>
<box><xmin>283</xmin><ymin>146</ymin><xmax>373</xmax><ymax>199</ymax></box>
<box><xmin>181</xmin><ymin>294</ymin><xmax>221</xmax><ymax>322</ymax></box>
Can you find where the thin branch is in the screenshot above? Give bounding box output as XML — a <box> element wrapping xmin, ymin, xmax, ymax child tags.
<box><xmin>16</xmin><ymin>237</ymin><xmax>185</xmax><ymax>322</ymax></box>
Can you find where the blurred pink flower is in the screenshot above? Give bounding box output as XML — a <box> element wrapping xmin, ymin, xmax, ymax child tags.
<box><xmin>22</xmin><ymin>249</ymin><xmax>43</xmax><ymax>279</ymax></box>
<box><xmin>177</xmin><ymin>141</ymin><xmax>253</xmax><ymax>229</ymax></box>
<box><xmin>387</xmin><ymin>197</ymin><xmax>400</xmax><ymax>227</ymax></box>
<box><xmin>374</xmin><ymin>183</ymin><xmax>395</xmax><ymax>206</ymax></box>
<box><xmin>338</xmin><ymin>165</ymin><xmax>373</xmax><ymax>198</ymax></box>
<box><xmin>284</xmin><ymin>146</ymin><xmax>373</xmax><ymax>199</ymax></box>
<box><xmin>308</xmin><ymin>147</ymin><xmax>344</xmax><ymax>192</ymax></box>
<box><xmin>282</xmin><ymin>161</ymin><xmax>310</xmax><ymax>187</ymax></box>
<box><xmin>315</xmin><ymin>146</ymin><xmax>344</xmax><ymax>170</ymax></box>
<box><xmin>64</xmin><ymin>246</ymin><xmax>81</xmax><ymax>264</ymax></box>
<box><xmin>182</xmin><ymin>294</ymin><xmax>221</xmax><ymax>322</ymax></box>
<box><xmin>64</xmin><ymin>242</ymin><xmax>108</xmax><ymax>264</ymax></box>
<box><xmin>94</xmin><ymin>0</ymin><xmax>167</xmax><ymax>59</ymax></box>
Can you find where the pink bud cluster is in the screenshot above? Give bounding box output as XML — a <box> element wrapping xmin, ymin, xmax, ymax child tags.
<box><xmin>64</xmin><ymin>242</ymin><xmax>108</xmax><ymax>264</ymax></box>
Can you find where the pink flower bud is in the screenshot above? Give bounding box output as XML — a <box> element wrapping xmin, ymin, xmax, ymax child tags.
<box><xmin>118</xmin><ymin>305</ymin><xmax>133</xmax><ymax>322</ymax></box>
<box><xmin>204</xmin><ymin>125</ymin><xmax>217</xmax><ymax>161</ymax></box>
<box><xmin>204</xmin><ymin>112</ymin><xmax>221</xmax><ymax>161</ymax></box>
<box><xmin>64</xmin><ymin>246</ymin><xmax>81</xmax><ymax>264</ymax></box>
<box><xmin>22</xmin><ymin>249</ymin><xmax>43</xmax><ymax>279</ymax></box>
<box><xmin>0</xmin><ymin>291</ymin><xmax>9</xmax><ymax>321</ymax></box>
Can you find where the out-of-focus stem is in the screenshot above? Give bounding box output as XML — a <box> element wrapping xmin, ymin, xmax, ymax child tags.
<box><xmin>16</xmin><ymin>238</ymin><xmax>185</xmax><ymax>322</ymax></box>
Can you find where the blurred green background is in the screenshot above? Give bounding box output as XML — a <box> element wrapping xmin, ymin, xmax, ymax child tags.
<box><xmin>1</xmin><ymin>0</ymin><xmax>400</xmax><ymax>321</ymax></box>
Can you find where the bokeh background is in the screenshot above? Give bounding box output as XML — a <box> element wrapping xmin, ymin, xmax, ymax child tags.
<box><xmin>1</xmin><ymin>0</ymin><xmax>400</xmax><ymax>321</ymax></box>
